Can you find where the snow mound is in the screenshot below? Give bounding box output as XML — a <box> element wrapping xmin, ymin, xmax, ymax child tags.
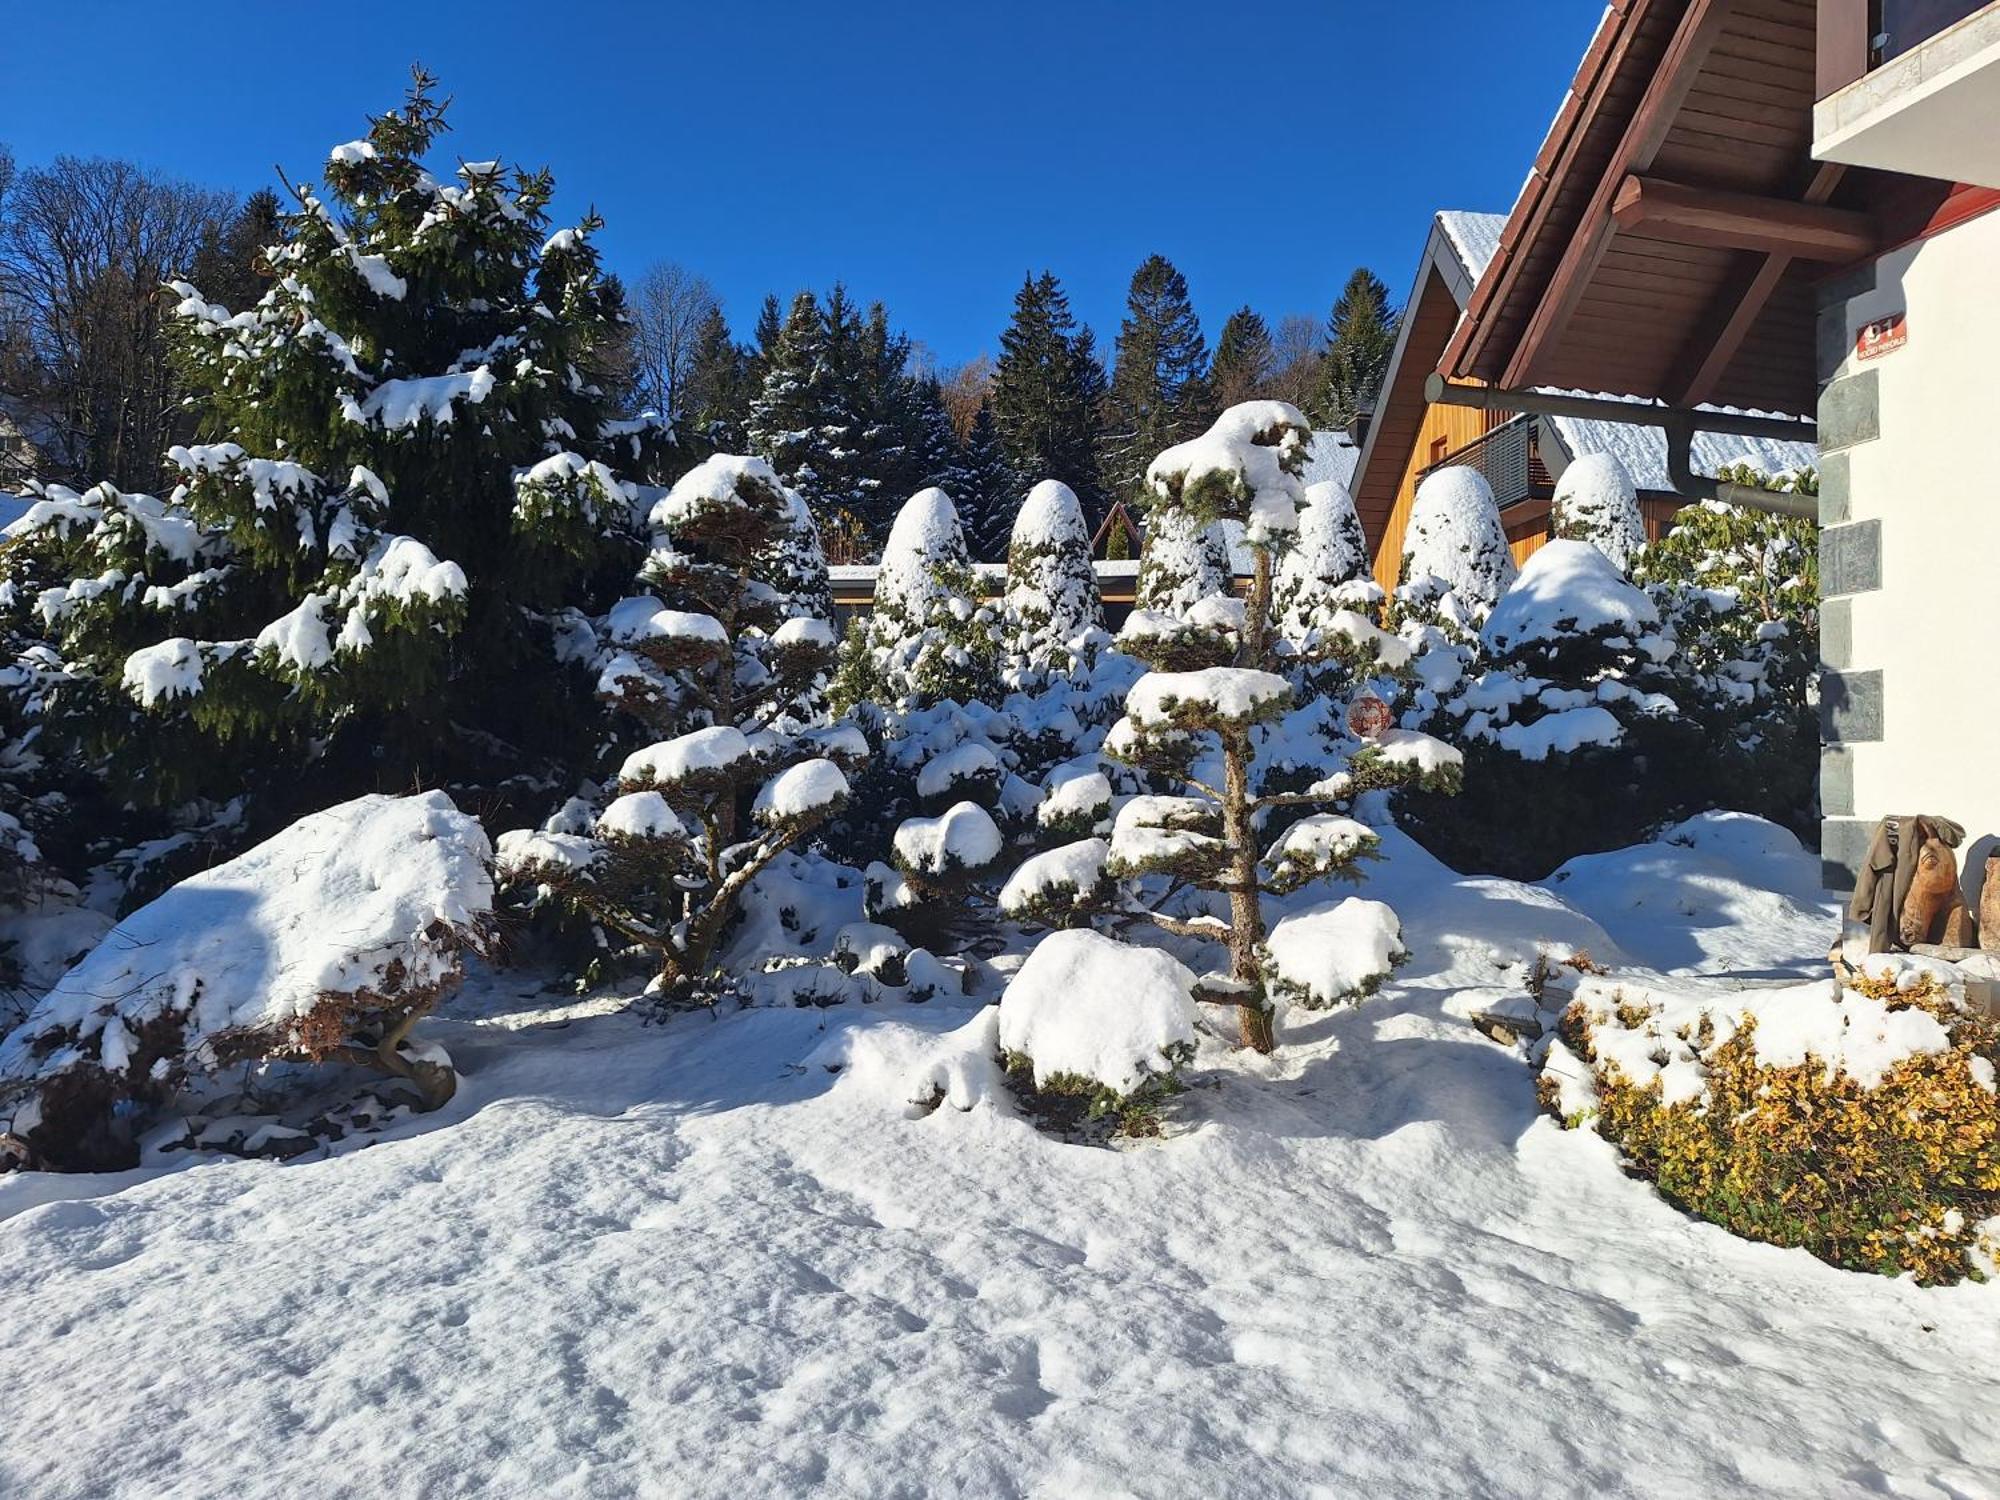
<box><xmin>998</xmin><ymin>838</ymin><xmax>1110</xmax><ymax>918</ymax></box>
<box><xmin>0</xmin><ymin>793</ymin><xmax>491</xmax><ymax>1090</ymax></box>
<box><xmin>753</xmin><ymin>759</ymin><xmax>849</xmax><ymax>824</ymax></box>
<box><xmin>1126</xmin><ymin>668</ymin><xmax>1292</xmax><ymax>728</ymax></box>
<box><xmin>1263</xmin><ymin>898</ymin><xmax>1405</xmax><ymax>1009</ymax></box>
<box><xmin>596</xmin><ymin>790</ymin><xmax>685</xmax><ymax>841</ymax></box>
<box><xmin>650</xmin><ymin>452</ymin><xmax>787</xmax><ymax>531</ymax></box>
<box><xmin>1011</xmin><ymin>480</ymin><xmax>1090</xmax><ymax>550</ymax></box>
<box><xmin>894</xmin><ymin>801</ymin><xmax>1002</xmax><ymax>875</ymax></box>
<box><xmin>1146</xmin><ymin>402</ymin><xmax>1310</xmax><ymax>543</ymax></box>
<box><xmin>619</xmin><ymin>725</ymin><xmax>755</xmax><ymax>788</ymax></box>
<box><xmin>1107</xmin><ymin>795</ymin><xmax>1222</xmax><ymax>875</ymax></box>
<box><xmin>1482</xmin><ymin>540</ymin><xmax>1664</xmax><ymax>658</ymax></box>
<box><xmin>998</xmin><ymin>929</ymin><xmax>1198</xmax><ymax>1097</ymax></box>
<box><xmin>1551</xmin><ymin>453</ymin><xmax>1645</xmax><ymax>571</ymax></box>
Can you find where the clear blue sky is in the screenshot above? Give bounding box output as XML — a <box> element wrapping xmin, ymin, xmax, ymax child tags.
<box><xmin>5</xmin><ymin>0</ymin><xmax>1600</xmax><ymax>369</ymax></box>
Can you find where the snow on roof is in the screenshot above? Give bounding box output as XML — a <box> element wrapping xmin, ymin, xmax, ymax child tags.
<box><xmin>1436</xmin><ymin>211</ymin><xmax>1508</xmax><ymax>283</ymax></box>
<box><xmin>1301</xmin><ymin>429</ymin><xmax>1360</xmax><ymax>491</ymax></box>
<box><xmin>1546</xmin><ymin>403</ymin><xmax>1818</xmax><ymax>493</ymax></box>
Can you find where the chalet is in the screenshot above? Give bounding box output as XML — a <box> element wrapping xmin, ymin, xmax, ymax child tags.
<box><xmin>1351</xmin><ymin>210</ymin><xmax>1818</xmax><ymax>594</ymax></box>
<box><xmin>1431</xmin><ymin>0</ymin><xmax>2000</xmax><ymax>891</ymax></box>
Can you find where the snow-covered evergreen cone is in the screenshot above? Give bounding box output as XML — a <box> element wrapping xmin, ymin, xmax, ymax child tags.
<box><xmin>1004</xmin><ymin>404</ymin><xmax>1460</xmax><ymax>1056</ymax></box>
<box><xmin>1273</xmin><ymin>477</ymin><xmax>1382</xmax><ymax>642</ymax></box>
<box><xmin>0</xmin><ymin>72</ymin><xmax>663</xmax><ymax>818</ymax></box>
<box><xmin>1633</xmin><ymin>496</ymin><xmax>1819</xmax><ymax>834</ymax></box>
<box><xmin>1551</xmin><ymin>452</ymin><xmax>1647</xmax><ymax>572</ymax></box>
<box><xmin>833</xmin><ymin>486</ymin><xmax>999</xmax><ymax>710</ymax></box>
<box><xmin>1000</xmin><ymin>479</ymin><xmax>1102</xmax><ymax>683</ymax></box>
<box><xmin>1393</xmin><ymin>465</ymin><xmax>1517</xmax><ymax>632</ymax></box>
<box><xmin>1133</xmin><ymin>506</ymin><xmax>1230</xmax><ymax>617</ymax></box>
<box><xmin>497</xmin><ymin>454</ymin><xmax>857</xmax><ymax>991</ymax></box>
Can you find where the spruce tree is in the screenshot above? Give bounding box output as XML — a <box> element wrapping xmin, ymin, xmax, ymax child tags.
<box><xmin>748</xmin><ymin>291</ymin><xmax>868</xmax><ymax>537</ymax></box>
<box><xmin>991</xmin><ymin>272</ymin><xmax>1107</xmax><ymax>522</ymax></box>
<box><xmin>682</xmin><ymin>305</ymin><xmax>754</xmax><ymax>456</ymax></box>
<box><xmin>1313</xmin><ymin>268</ymin><xmax>1398</xmax><ymax>430</ymax></box>
<box><xmin>1102</xmin><ymin>255</ymin><xmax>1210</xmax><ymax>506</ymax></box>
<box><xmin>1210</xmin><ymin>306</ymin><xmax>1274</xmax><ymax>411</ymax></box>
<box><xmin>0</xmin><ymin>71</ymin><xmax>664</xmax><ymax>819</ymax></box>
<box><xmin>953</xmin><ymin>398</ymin><xmax>1016</xmax><ymax>563</ymax></box>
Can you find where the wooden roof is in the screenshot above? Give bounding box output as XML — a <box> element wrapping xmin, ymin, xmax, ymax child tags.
<box><xmin>1443</xmin><ymin>0</ymin><xmax>1916</xmax><ymax>417</ymax></box>
<box><xmin>1350</xmin><ymin>234</ymin><xmax>1467</xmax><ymax>541</ymax></box>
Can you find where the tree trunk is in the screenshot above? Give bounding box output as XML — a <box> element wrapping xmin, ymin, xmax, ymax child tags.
<box><xmin>1220</xmin><ymin>724</ymin><xmax>1274</xmax><ymax>1053</ymax></box>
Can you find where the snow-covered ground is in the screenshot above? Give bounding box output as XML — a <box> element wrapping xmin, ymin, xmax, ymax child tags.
<box><xmin>4</xmin><ymin>815</ymin><xmax>1997</xmax><ymax>1499</ymax></box>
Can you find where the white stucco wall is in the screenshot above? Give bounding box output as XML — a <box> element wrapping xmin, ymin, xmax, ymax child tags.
<box><xmin>1824</xmin><ymin>206</ymin><xmax>2000</xmax><ymax>879</ymax></box>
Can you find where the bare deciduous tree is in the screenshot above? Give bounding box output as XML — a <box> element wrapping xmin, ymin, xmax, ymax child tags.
<box><xmin>0</xmin><ymin>155</ymin><xmax>235</xmax><ymax>490</ymax></box>
<box><xmin>629</xmin><ymin>260</ymin><xmax>721</xmax><ymax>422</ymax></box>
<box><xmin>937</xmin><ymin>353</ymin><xmax>993</xmax><ymax>442</ymax></box>
<box><xmin>1265</xmin><ymin>313</ymin><xmax>1324</xmax><ymax>414</ymax></box>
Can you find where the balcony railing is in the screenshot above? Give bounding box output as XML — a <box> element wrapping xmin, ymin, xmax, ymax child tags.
<box><xmin>1417</xmin><ymin>414</ymin><xmax>1536</xmax><ymax>510</ymax></box>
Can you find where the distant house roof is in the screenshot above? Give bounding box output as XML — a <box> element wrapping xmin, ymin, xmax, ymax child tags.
<box><xmin>1301</xmin><ymin>428</ymin><xmax>1360</xmax><ymax>492</ymax></box>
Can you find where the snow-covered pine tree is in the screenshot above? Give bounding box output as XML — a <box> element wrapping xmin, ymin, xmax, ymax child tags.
<box><xmin>1000</xmin><ymin>479</ymin><xmax>1102</xmax><ymax>683</ymax></box>
<box><xmin>1313</xmin><ymin>267</ymin><xmax>1398</xmax><ymax>430</ymax></box>
<box><xmin>1101</xmin><ymin>254</ymin><xmax>1210</xmax><ymax>507</ymax></box>
<box><xmin>1005</xmin><ymin>403</ymin><xmax>1460</xmax><ymax>1055</ymax></box>
<box><xmin>1274</xmin><ymin>477</ymin><xmax>1379</xmax><ymax>641</ymax></box>
<box><xmin>498</xmin><ymin>453</ymin><xmax>856</xmax><ymax>990</ymax></box>
<box><xmin>833</xmin><ymin>485</ymin><xmax>1000</xmax><ymax>712</ymax></box>
<box><xmin>682</xmin><ymin>305</ymin><xmax>754</xmax><ymax>457</ymax></box>
<box><xmin>1392</xmin><ymin>464</ymin><xmax>1517</xmax><ymax>632</ymax></box>
<box><xmin>992</xmin><ymin>272</ymin><xmax>1107</xmax><ymax>523</ymax></box>
<box><xmin>0</xmin><ymin>71</ymin><xmax>665</xmax><ymax>817</ymax></box>
<box><xmin>1551</xmin><ymin>452</ymin><xmax>1647</xmax><ymax>572</ymax></box>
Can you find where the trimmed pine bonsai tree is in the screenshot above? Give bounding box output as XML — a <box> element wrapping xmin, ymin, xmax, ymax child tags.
<box><xmin>1003</xmin><ymin>403</ymin><xmax>1461</xmax><ymax>1055</ymax></box>
<box><xmin>0</xmin><ymin>70</ymin><xmax>666</xmax><ymax>826</ymax></box>
<box><xmin>496</xmin><ymin>454</ymin><xmax>860</xmax><ymax>992</ymax></box>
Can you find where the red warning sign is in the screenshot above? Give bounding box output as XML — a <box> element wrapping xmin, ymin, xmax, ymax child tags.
<box><xmin>1855</xmin><ymin>313</ymin><xmax>1906</xmax><ymax>363</ymax></box>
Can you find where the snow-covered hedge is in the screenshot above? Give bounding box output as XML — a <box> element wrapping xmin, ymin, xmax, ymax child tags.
<box><xmin>1543</xmin><ymin>963</ymin><xmax>2000</xmax><ymax>1284</ymax></box>
<box><xmin>0</xmin><ymin>793</ymin><xmax>492</xmax><ymax>1170</ymax></box>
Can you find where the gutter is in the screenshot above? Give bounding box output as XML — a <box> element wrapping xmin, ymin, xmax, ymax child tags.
<box><xmin>1423</xmin><ymin>375</ymin><xmax>1820</xmax><ymax>519</ymax></box>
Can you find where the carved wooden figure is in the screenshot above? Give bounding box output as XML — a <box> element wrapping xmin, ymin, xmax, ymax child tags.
<box><xmin>1982</xmin><ymin>853</ymin><xmax>2000</xmax><ymax>955</ymax></box>
<box><xmin>1899</xmin><ymin>820</ymin><xmax>1977</xmax><ymax>949</ymax></box>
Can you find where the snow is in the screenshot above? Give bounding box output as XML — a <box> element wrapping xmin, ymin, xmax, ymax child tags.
<box><xmin>752</xmin><ymin>759</ymin><xmax>849</xmax><ymax>823</ymax></box>
<box><xmin>121</xmin><ymin>637</ymin><xmax>205</xmax><ymax>707</ymax></box>
<box><xmin>1264</xmin><ymin>897</ymin><xmax>1405</xmax><ymax>1008</ymax></box>
<box><xmin>1482</xmin><ymin>539</ymin><xmax>1662</xmax><ymax>657</ymax></box>
<box><xmin>877</xmin><ymin>487</ymin><xmax>968</xmax><ymax>618</ymax></box>
<box><xmin>1437</xmin><ymin>209</ymin><xmax>1507</xmax><ymax>281</ymax></box>
<box><xmin>494</xmin><ymin>828</ymin><xmax>604</xmax><ymax>878</ymax></box>
<box><xmin>618</xmin><ymin>725</ymin><xmax>754</xmax><ymax>788</ymax></box>
<box><xmin>1494</xmin><ymin>703</ymin><xmax>1626</xmax><ymax>760</ymax></box>
<box><xmin>1371</xmin><ymin>727</ymin><xmax>1465</xmax><ymax>776</ymax></box>
<box><xmin>914</xmin><ymin>741</ymin><xmax>1000</xmax><ymax>800</ymax></box>
<box><xmin>649</xmin><ymin>453</ymin><xmax>786</xmax><ymax>532</ymax></box>
<box><xmin>1010</xmin><ymin>479</ymin><xmax>1089</xmax><ymax>551</ymax></box>
<box><xmin>11</xmin><ymin>815</ymin><xmax>2000</xmax><ymax>1496</ymax></box>
<box><xmin>1107</xmin><ymin>795</ymin><xmax>1220</xmax><ymax>872</ymax></box>
<box><xmin>1146</xmin><ymin>402</ymin><xmax>1309</xmax><ymax>544</ymax></box>
<box><xmin>771</xmin><ymin>616</ymin><xmax>834</xmax><ymax>649</ymax></box>
<box><xmin>1266</xmin><ymin>814</ymin><xmax>1378</xmax><ymax>877</ymax></box>
<box><xmin>893</xmin><ymin>801</ymin><xmax>1002</xmax><ymax>875</ymax></box>
<box><xmin>341</xmin><ymin>367</ymin><xmax>496</xmax><ymax>429</ymax></box>
<box><xmin>997</xmin><ymin>929</ymin><xmax>1197</xmax><ymax>1096</ymax></box>
<box><xmin>1037</xmin><ymin>768</ymin><xmax>1112</xmax><ymax>830</ymax></box>
<box><xmin>326</xmin><ymin>139</ymin><xmax>377</xmax><ymax>166</ymax></box>
<box><xmin>1125</xmin><ymin>667</ymin><xmax>1292</xmax><ymax>727</ymax></box>
<box><xmin>1549</xmin><ymin>404</ymin><xmax>1818</xmax><ymax>498</ymax></box>
<box><xmin>596</xmin><ymin>791</ymin><xmax>685</xmax><ymax>842</ymax></box>
<box><xmin>0</xmin><ymin>794</ymin><xmax>490</xmax><ymax>1089</ymax></box>
<box><xmin>998</xmin><ymin>838</ymin><xmax>1110</xmax><ymax>918</ymax></box>
<box><xmin>606</xmin><ymin>599</ymin><xmax>727</xmax><ymax>647</ymax></box>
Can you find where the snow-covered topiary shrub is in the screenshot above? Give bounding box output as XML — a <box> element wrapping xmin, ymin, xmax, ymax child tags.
<box><xmin>998</xmin><ymin>928</ymin><xmax>1198</xmax><ymax>1133</ymax></box>
<box><xmin>1273</xmin><ymin>477</ymin><xmax>1381</xmax><ymax>642</ymax></box>
<box><xmin>1543</xmin><ymin>961</ymin><xmax>2000</xmax><ymax>1285</ymax></box>
<box><xmin>1392</xmin><ymin>465</ymin><xmax>1516</xmax><ymax>633</ymax></box>
<box><xmin>498</xmin><ymin>454</ymin><xmax>859</xmax><ymax>993</ymax></box>
<box><xmin>1402</xmin><ymin>540</ymin><xmax>1693</xmax><ymax>878</ymax></box>
<box><xmin>1134</xmin><ymin>507</ymin><xmax>1231</xmax><ymax>617</ymax></box>
<box><xmin>833</xmin><ymin>487</ymin><xmax>1000</xmax><ymax>711</ymax></box>
<box><xmin>1000</xmin><ymin>403</ymin><xmax>1461</xmax><ymax>1054</ymax></box>
<box><xmin>0</xmin><ymin>793</ymin><xmax>492</xmax><ymax>1170</ymax></box>
<box><xmin>1633</xmin><ymin>497</ymin><xmax>1819</xmax><ymax>841</ymax></box>
<box><xmin>1550</xmin><ymin>453</ymin><xmax>1646</xmax><ymax>572</ymax></box>
<box><xmin>1262</xmin><ymin>897</ymin><xmax>1405</xmax><ymax>1010</ymax></box>
<box><xmin>1000</xmin><ymin>479</ymin><xmax>1102</xmax><ymax>683</ymax></box>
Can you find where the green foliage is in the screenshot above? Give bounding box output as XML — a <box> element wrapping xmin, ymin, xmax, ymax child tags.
<box><xmin>1312</xmin><ymin>267</ymin><xmax>1398</xmax><ymax>430</ymax></box>
<box><xmin>991</xmin><ymin>272</ymin><xmax>1108</xmax><ymax>524</ymax></box>
<box><xmin>1000</xmin><ymin>1046</ymin><xmax>1191</xmax><ymax>1138</ymax></box>
<box><xmin>1101</xmin><ymin>254</ymin><xmax>1211</xmax><ymax>506</ymax></box>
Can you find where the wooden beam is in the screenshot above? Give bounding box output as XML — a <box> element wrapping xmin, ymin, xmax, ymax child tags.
<box><xmin>1501</xmin><ymin>0</ymin><xmax>1735</xmax><ymax>391</ymax></box>
<box><xmin>1612</xmin><ymin>173</ymin><xmax>1876</xmax><ymax>259</ymax></box>
<box><xmin>1667</xmin><ymin>160</ymin><xmax>1846</xmax><ymax>407</ymax></box>
<box><xmin>1816</xmin><ymin>0</ymin><xmax>1871</xmax><ymax>98</ymax></box>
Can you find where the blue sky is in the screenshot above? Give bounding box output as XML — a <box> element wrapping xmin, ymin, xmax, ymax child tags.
<box><xmin>5</xmin><ymin>0</ymin><xmax>1600</xmax><ymax>369</ymax></box>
